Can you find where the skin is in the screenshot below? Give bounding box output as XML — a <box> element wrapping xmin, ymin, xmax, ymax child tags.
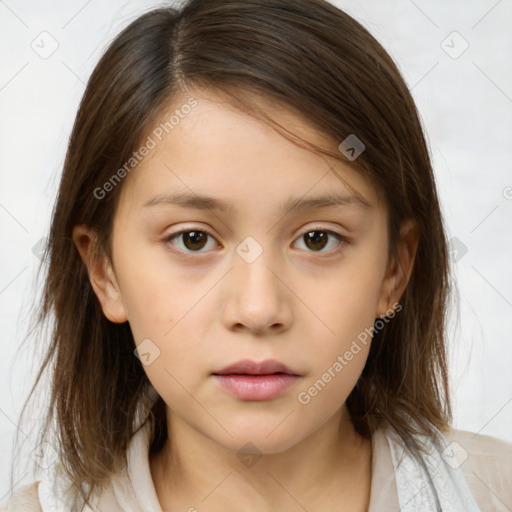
<box><xmin>73</xmin><ymin>87</ymin><xmax>419</xmax><ymax>511</ymax></box>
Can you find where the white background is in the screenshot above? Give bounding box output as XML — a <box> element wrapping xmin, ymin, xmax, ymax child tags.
<box><xmin>1</xmin><ymin>0</ymin><xmax>511</xmax><ymax>501</ymax></box>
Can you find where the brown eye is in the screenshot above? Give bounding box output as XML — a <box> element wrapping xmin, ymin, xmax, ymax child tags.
<box><xmin>303</xmin><ymin>231</ymin><xmax>328</xmax><ymax>251</ymax></box>
<box><xmin>182</xmin><ymin>231</ymin><xmax>208</xmax><ymax>251</ymax></box>
<box><xmin>163</xmin><ymin>227</ymin><xmax>347</xmax><ymax>257</ymax></box>
<box><xmin>294</xmin><ymin>229</ymin><xmax>347</xmax><ymax>254</ymax></box>
<box><xmin>164</xmin><ymin>230</ymin><xmax>217</xmax><ymax>253</ymax></box>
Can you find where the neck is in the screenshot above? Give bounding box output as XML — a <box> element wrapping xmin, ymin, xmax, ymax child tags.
<box><xmin>150</xmin><ymin>405</ymin><xmax>372</xmax><ymax>511</ymax></box>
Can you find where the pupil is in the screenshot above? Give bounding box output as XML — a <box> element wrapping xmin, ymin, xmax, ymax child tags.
<box><xmin>305</xmin><ymin>231</ymin><xmax>327</xmax><ymax>251</ymax></box>
<box><xmin>184</xmin><ymin>231</ymin><xmax>207</xmax><ymax>251</ymax></box>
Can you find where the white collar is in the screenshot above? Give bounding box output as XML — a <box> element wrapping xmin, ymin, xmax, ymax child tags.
<box><xmin>109</xmin><ymin>416</ymin><xmax>480</xmax><ymax>512</ymax></box>
<box><xmin>39</xmin><ymin>393</ymin><xmax>481</xmax><ymax>511</ymax></box>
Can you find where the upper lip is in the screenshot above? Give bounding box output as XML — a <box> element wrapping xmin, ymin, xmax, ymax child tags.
<box><xmin>212</xmin><ymin>359</ymin><xmax>300</xmax><ymax>376</ymax></box>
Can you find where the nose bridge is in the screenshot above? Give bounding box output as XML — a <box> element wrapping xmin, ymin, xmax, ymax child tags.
<box><xmin>233</xmin><ymin>233</ymin><xmax>281</xmax><ymax>294</ymax></box>
<box><xmin>222</xmin><ymin>232</ymin><xmax>291</xmax><ymax>333</ymax></box>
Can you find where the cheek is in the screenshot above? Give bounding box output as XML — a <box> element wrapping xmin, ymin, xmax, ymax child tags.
<box><xmin>295</xmin><ymin>340</ymin><xmax>370</xmax><ymax>424</ymax></box>
<box><xmin>340</xmin><ymin>244</ymin><xmax>388</xmax><ymax>313</ymax></box>
<box><xmin>293</xmin><ymin>249</ymin><xmax>384</xmax><ymax>383</ymax></box>
<box><xmin>305</xmin><ymin>314</ymin><xmax>372</xmax><ymax>391</ymax></box>
<box><xmin>115</xmin><ymin>255</ymin><xmax>192</xmax><ymax>339</ymax></box>
<box><xmin>295</xmin><ymin>279</ymin><xmax>374</xmax><ymax>413</ymax></box>
<box><xmin>297</xmin><ymin>257</ymin><xmax>384</xmax><ymax>338</ymax></box>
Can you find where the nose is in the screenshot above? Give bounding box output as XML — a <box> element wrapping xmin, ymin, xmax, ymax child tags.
<box><xmin>221</xmin><ymin>245</ymin><xmax>293</xmax><ymax>336</ymax></box>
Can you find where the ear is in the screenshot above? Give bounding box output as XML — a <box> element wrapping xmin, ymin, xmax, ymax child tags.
<box><xmin>72</xmin><ymin>224</ymin><xmax>128</xmax><ymax>323</ymax></box>
<box><xmin>376</xmin><ymin>218</ymin><xmax>419</xmax><ymax>318</ymax></box>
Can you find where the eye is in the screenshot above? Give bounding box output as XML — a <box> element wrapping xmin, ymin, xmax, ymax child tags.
<box><xmin>293</xmin><ymin>228</ymin><xmax>348</xmax><ymax>254</ymax></box>
<box><xmin>163</xmin><ymin>227</ymin><xmax>349</xmax><ymax>256</ymax></box>
<box><xmin>163</xmin><ymin>229</ymin><xmax>218</xmax><ymax>254</ymax></box>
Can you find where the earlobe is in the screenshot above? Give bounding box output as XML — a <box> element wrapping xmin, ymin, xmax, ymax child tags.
<box><xmin>72</xmin><ymin>224</ymin><xmax>128</xmax><ymax>324</ymax></box>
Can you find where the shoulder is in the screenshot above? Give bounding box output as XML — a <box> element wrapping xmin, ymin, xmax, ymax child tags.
<box><xmin>0</xmin><ymin>481</ymin><xmax>42</xmax><ymax>512</ymax></box>
<box><xmin>0</xmin><ymin>479</ymin><xmax>122</xmax><ymax>512</ymax></box>
<box><xmin>443</xmin><ymin>427</ymin><xmax>512</xmax><ymax>470</ymax></box>
<box><xmin>443</xmin><ymin>427</ymin><xmax>512</xmax><ymax>511</ymax></box>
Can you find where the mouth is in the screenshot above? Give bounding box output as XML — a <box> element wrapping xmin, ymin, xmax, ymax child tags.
<box><xmin>211</xmin><ymin>360</ymin><xmax>301</xmax><ymax>400</ymax></box>
<box><xmin>212</xmin><ymin>358</ymin><xmax>300</xmax><ymax>377</ymax></box>
<box><xmin>213</xmin><ymin>372</ymin><xmax>291</xmax><ymax>375</ymax></box>
<box><xmin>212</xmin><ymin>373</ymin><xmax>301</xmax><ymax>401</ymax></box>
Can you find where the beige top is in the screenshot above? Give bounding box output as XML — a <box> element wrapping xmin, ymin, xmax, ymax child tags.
<box><xmin>2</xmin><ymin>424</ymin><xmax>512</xmax><ymax>511</ymax></box>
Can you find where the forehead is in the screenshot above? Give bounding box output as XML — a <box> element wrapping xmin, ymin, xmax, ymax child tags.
<box><xmin>116</xmin><ymin>88</ymin><xmax>383</xmax><ymax>217</ymax></box>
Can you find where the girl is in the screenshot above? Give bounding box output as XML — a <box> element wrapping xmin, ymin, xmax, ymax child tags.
<box><xmin>3</xmin><ymin>0</ymin><xmax>511</xmax><ymax>510</ymax></box>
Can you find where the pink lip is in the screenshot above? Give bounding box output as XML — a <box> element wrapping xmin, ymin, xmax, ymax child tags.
<box><xmin>212</xmin><ymin>358</ymin><xmax>299</xmax><ymax>376</ymax></box>
<box><xmin>212</xmin><ymin>374</ymin><xmax>300</xmax><ymax>401</ymax></box>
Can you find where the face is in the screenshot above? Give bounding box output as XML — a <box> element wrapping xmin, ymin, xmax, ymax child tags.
<box><xmin>75</xmin><ymin>88</ymin><xmax>415</xmax><ymax>454</ymax></box>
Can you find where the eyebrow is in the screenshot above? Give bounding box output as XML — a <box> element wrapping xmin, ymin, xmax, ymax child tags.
<box><xmin>142</xmin><ymin>191</ymin><xmax>372</xmax><ymax>213</ymax></box>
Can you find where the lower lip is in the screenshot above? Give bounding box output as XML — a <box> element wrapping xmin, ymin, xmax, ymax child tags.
<box><xmin>212</xmin><ymin>373</ymin><xmax>300</xmax><ymax>401</ymax></box>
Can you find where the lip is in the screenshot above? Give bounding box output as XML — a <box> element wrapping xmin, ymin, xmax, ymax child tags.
<box><xmin>212</xmin><ymin>359</ymin><xmax>299</xmax><ymax>376</ymax></box>
<box><xmin>212</xmin><ymin>374</ymin><xmax>300</xmax><ymax>401</ymax></box>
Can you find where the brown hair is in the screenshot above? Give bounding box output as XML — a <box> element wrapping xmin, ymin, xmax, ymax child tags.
<box><xmin>13</xmin><ymin>0</ymin><xmax>453</xmax><ymax>507</ymax></box>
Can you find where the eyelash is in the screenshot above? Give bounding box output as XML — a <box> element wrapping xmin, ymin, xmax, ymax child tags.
<box><xmin>162</xmin><ymin>226</ymin><xmax>349</xmax><ymax>258</ymax></box>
